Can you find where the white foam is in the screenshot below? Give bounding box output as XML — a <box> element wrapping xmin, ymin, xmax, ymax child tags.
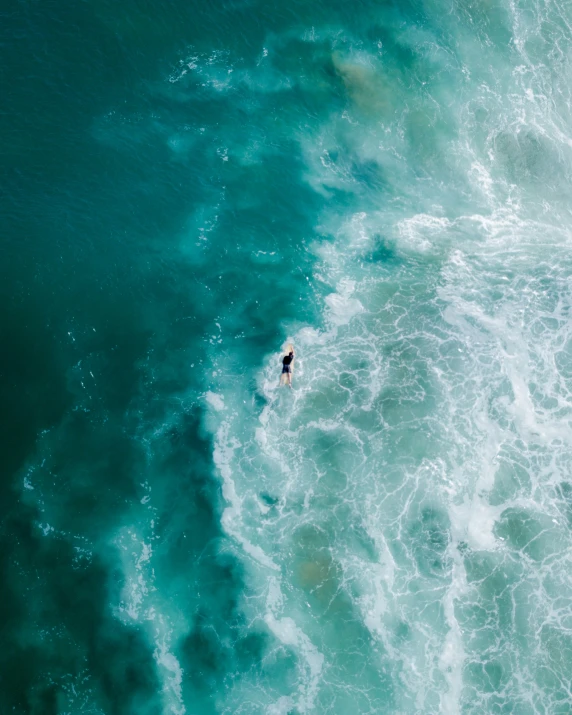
<box><xmin>296</xmin><ymin>326</ymin><xmax>327</xmax><ymax>345</ymax></box>
<box><xmin>325</xmin><ymin>280</ymin><xmax>364</xmax><ymax>326</ymax></box>
<box><xmin>450</xmin><ymin>499</ymin><xmax>500</xmax><ymax>552</ymax></box>
<box><xmin>113</xmin><ymin>514</ymin><xmax>188</xmax><ymax>715</ymax></box>
<box><xmin>154</xmin><ymin>633</ymin><xmax>186</xmax><ymax>715</ymax></box>
<box><xmin>266</xmin><ymin>696</ymin><xmax>296</xmax><ymax>715</ymax></box>
<box><xmin>264</xmin><ymin>614</ymin><xmax>324</xmax><ymax>713</ymax></box>
<box><xmin>213</xmin><ymin>420</ymin><xmax>279</xmax><ymax>571</ymax></box>
<box><xmin>396</xmin><ymin>213</ymin><xmax>451</xmax><ymax>253</ymax></box>
<box><xmin>325</xmin><ymin>291</ymin><xmax>364</xmax><ymax>325</ymax></box>
<box><xmin>438</xmin><ymin>553</ymin><xmax>467</xmax><ymax>715</ymax></box>
<box><xmin>205</xmin><ymin>390</ymin><xmax>225</xmax><ymax>411</ymax></box>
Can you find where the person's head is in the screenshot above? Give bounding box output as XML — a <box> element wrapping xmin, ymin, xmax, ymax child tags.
<box><xmin>289</xmin><ymin>350</ymin><xmax>294</xmax><ymax>357</ymax></box>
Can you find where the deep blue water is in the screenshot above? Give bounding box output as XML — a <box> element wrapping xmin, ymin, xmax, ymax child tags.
<box><xmin>3</xmin><ymin>0</ymin><xmax>572</xmax><ymax>712</ymax></box>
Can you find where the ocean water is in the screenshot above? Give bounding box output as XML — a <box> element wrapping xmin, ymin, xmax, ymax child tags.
<box><xmin>3</xmin><ymin>0</ymin><xmax>572</xmax><ymax>712</ymax></box>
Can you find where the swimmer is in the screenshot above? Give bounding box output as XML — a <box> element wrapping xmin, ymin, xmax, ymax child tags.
<box><xmin>280</xmin><ymin>345</ymin><xmax>295</xmax><ymax>387</ymax></box>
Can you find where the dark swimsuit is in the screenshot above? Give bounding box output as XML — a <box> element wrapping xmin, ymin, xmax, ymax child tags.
<box><xmin>282</xmin><ymin>354</ymin><xmax>293</xmax><ymax>373</ymax></box>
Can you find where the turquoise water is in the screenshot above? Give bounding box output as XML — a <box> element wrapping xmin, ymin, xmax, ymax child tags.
<box><xmin>3</xmin><ymin>0</ymin><xmax>572</xmax><ymax>712</ymax></box>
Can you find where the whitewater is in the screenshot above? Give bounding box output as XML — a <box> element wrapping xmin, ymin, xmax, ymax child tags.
<box><xmin>200</xmin><ymin>5</ymin><xmax>572</xmax><ymax>713</ymax></box>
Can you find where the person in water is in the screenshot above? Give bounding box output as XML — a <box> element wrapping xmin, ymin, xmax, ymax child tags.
<box><xmin>280</xmin><ymin>347</ymin><xmax>295</xmax><ymax>387</ymax></box>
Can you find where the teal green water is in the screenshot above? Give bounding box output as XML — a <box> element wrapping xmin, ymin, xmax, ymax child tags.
<box><xmin>3</xmin><ymin>0</ymin><xmax>572</xmax><ymax>712</ymax></box>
